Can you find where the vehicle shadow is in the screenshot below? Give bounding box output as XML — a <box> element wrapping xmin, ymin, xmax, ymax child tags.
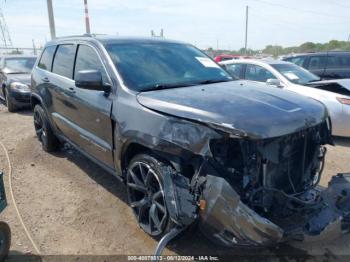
<box><xmin>0</xmin><ymin>100</ymin><xmax>32</xmax><ymax>116</ymax></box>
<box><xmin>7</xmin><ymin>250</ymin><xmax>42</xmax><ymax>261</ymax></box>
<box><xmin>333</xmin><ymin>136</ymin><xmax>350</xmax><ymax>147</ymax></box>
<box><xmin>51</xmin><ymin>144</ymin><xmax>129</xmax><ymax>204</ymax></box>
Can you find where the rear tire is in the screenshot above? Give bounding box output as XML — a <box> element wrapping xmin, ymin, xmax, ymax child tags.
<box><xmin>33</xmin><ymin>104</ymin><xmax>59</xmax><ymax>152</ymax></box>
<box><xmin>0</xmin><ymin>221</ymin><xmax>11</xmax><ymax>262</ymax></box>
<box><xmin>4</xmin><ymin>90</ymin><xmax>16</xmax><ymax>113</ymax></box>
<box><xmin>126</xmin><ymin>154</ymin><xmax>175</xmax><ymax>239</ymax></box>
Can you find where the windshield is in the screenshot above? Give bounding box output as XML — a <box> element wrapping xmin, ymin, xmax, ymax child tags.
<box><xmin>271</xmin><ymin>63</ymin><xmax>320</xmax><ymax>85</ymax></box>
<box><xmin>105</xmin><ymin>42</ymin><xmax>232</xmax><ymax>91</ymax></box>
<box><xmin>3</xmin><ymin>57</ymin><xmax>36</xmax><ymax>73</ymax></box>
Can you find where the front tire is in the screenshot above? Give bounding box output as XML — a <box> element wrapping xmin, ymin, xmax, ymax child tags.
<box><xmin>4</xmin><ymin>90</ymin><xmax>16</xmax><ymax>113</ymax></box>
<box><xmin>33</xmin><ymin>104</ymin><xmax>59</xmax><ymax>152</ymax></box>
<box><xmin>0</xmin><ymin>221</ymin><xmax>11</xmax><ymax>262</ymax></box>
<box><xmin>126</xmin><ymin>154</ymin><xmax>174</xmax><ymax>238</ymax></box>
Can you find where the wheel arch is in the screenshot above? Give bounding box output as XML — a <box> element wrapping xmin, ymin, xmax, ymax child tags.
<box><xmin>119</xmin><ymin>140</ymin><xmax>198</xmax><ymax>179</ymax></box>
<box><xmin>30</xmin><ymin>93</ymin><xmax>43</xmax><ymax>109</ymax></box>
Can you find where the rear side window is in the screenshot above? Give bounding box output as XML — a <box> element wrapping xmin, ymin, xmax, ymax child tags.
<box><xmin>225</xmin><ymin>64</ymin><xmax>243</xmax><ymax>79</ymax></box>
<box><xmin>52</xmin><ymin>44</ymin><xmax>76</xmax><ymax>79</ymax></box>
<box><xmin>245</xmin><ymin>64</ymin><xmax>276</xmax><ymax>82</ymax></box>
<box><xmin>38</xmin><ymin>45</ymin><xmax>56</xmax><ymax>71</ymax></box>
<box><xmin>308</xmin><ymin>56</ymin><xmax>327</xmax><ymax>70</ymax></box>
<box><xmin>74</xmin><ymin>45</ymin><xmax>109</xmax><ymax>83</ymax></box>
<box><xmin>289</xmin><ymin>57</ymin><xmax>306</xmax><ymax>67</ymax></box>
<box><xmin>327</xmin><ymin>55</ymin><xmax>350</xmax><ymax>69</ymax></box>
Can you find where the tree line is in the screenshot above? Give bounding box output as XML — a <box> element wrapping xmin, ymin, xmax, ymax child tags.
<box><xmin>205</xmin><ymin>40</ymin><xmax>350</xmax><ymax>57</ymax></box>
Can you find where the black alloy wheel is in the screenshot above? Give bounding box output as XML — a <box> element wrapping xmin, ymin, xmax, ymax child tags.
<box><xmin>33</xmin><ymin>104</ymin><xmax>59</xmax><ymax>152</ymax></box>
<box><xmin>34</xmin><ymin>108</ymin><xmax>46</xmax><ymax>142</ymax></box>
<box><xmin>127</xmin><ymin>157</ymin><xmax>169</xmax><ymax>237</ymax></box>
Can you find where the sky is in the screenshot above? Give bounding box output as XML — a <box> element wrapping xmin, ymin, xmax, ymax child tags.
<box><xmin>1</xmin><ymin>0</ymin><xmax>350</xmax><ymax>50</ymax></box>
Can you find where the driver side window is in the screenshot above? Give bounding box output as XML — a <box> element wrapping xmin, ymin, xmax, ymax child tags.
<box><xmin>74</xmin><ymin>44</ymin><xmax>109</xmax><ymax>84</ymax></box>
<box><xmin>245</xmin><ymin>64</ymin><xmax>276</xmax><ymax>82</ymax></box>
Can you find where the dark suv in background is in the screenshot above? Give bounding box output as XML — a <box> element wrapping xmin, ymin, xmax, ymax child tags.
<box><xmin>0</xmin><ymin>55</ymin><xmax>37</xmax><ymax>112</ymax></box>
<box><xmin>30</xmin><ymin>35</ymin><xmax>350</xmax><ymax>248</ymax></box>
<box><xmin>283</xmin><ymin>51</ymin><xmax>350</xmax><ymax>79</ymax></box>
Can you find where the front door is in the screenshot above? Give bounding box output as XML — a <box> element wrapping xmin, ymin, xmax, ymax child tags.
<box><xmin>68</xmin><ymin>44</ymin><xmax>114</xmax><ymax>168</ymax></box>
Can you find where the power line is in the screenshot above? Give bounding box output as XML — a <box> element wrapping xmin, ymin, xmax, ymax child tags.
<box><xmin>249</xmin><ymin>10</ymin><xmax>325</xmax><ymax>31</ymax></box>
<box><xmin>0</xmin><ymin>7</ymin><xmax>12</xmax><ymax>48</ymax></box>
<box><xmin>249</xmin><ymin>0</ymin><xmax>350</xmax><ymax>20</ymax></box>
<box><xmin>244</xmin><ymin>5</ymin><xmax>249</xmax><ymax>54</ymax></box>
<box><xmin>331</xmin><ymin>1</ymin><xmax>350</xmax><ymax>9</ymax></box>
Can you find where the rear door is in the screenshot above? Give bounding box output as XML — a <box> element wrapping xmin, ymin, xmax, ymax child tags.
<box><xmin>49</xmin><ymin>44</ymin><xmax>79</xmax><ymax>140</ymax></box>
<box><xmin>324</xmin><ymin>54</ymin><xmax>350</xmax><ymax>79</ymax></box>
<box><xmin>69</xmin><ymin>43</ymin><xmax>114</xmax><ymax>167</ymax></box>
<box><xmin>305</xmin><ymin>55</ymin><xmax>327</xmax><ymax>79</ymax></box>
<box><xmin>33</xmin><ymin>45</ymin><xmax>57</xmax><ymax>112</ymax></box>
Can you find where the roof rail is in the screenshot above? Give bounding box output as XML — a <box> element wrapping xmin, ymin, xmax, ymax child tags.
<box><xmin>53</xmin><ymin>33</ymin><xmax>94</xmax><ymax>40</ymax></box>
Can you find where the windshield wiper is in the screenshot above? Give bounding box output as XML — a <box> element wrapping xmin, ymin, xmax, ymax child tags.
<box><xmin>142</xmin><ymin>82</ymin><xmax>196</xmax><ymax>91</ymax></box>
<box><xmin>141</xmin><ymin>78</ymin><xmax>233</xmax><ymax>91</ymax></box>
<box><xmin>7</xmin><ymin>71</ymin><xmax>30</xmax><ymax>74</ymax></box>
<box><xmin>307</xmin><ymin>79</ymin><xmax>321</xmax><ymax>83</ymax></box>
<box><xmin>196</xmin><ymin>79</ymin><xmax>232</xmax><ymax>85</ymax></box>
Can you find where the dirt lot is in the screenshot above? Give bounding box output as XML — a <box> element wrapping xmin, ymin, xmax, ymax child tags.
<box><xmin>1</xmin><ymin>102</ymin><xmax>350</xmax><ymax>261</ymax></box>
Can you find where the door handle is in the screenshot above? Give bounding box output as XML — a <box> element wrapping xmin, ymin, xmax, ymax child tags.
<box><xmin>42</xmin><ymin>77</ymin><xmax>50</xmax><ymax>83</ymax></box>
<box><xmin>68</xmin><ymin>87</ymin><xmax>76</xmax><ymax>93</ymax></box>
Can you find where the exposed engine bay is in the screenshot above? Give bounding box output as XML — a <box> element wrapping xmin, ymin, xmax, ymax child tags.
<box><xmin>162</xmin><ymin>119</ymin><xmax>350</xmax><ymax>246</ymax></box>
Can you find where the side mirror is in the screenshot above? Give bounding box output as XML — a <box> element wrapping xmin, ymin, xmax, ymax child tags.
<box><xmin>75</xmin><ymin>70</ymin><xmax>110</xmax><ymax>93</ymax></box>
<box><xmin>266</xmin><ymin>78</ymin><xmax>282</xmax><ymax>87</ymax></box>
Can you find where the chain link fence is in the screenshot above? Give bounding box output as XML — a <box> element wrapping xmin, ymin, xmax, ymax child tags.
<box><xmin>0</xmin><ymin>47</ymin><xmax>42</xmax><ymax>56</ymax></box>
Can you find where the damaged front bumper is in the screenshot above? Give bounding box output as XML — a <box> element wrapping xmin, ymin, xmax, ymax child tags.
<box><xmin>199</xmin><ymin>174</ymin><xmax>350</xmax><ymax>247</ymax></box>
<box><xmin>163</xmin><ymin>172</ymin><xmax>350</xmax><ymax>247</ymax></box>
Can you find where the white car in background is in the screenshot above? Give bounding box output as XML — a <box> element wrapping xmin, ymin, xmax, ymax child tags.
<box><xmin>220</xmin><ymin>59</ymin><xmax>350</xmax><ymax>137</ymax></box>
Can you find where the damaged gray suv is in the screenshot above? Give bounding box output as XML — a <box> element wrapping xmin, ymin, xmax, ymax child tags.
<box><xmin>31</xmin><ymin>35</ymin><xmax>350</xmax><ymax>248</ymax></box>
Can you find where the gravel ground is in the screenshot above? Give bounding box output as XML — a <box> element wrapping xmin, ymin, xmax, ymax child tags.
<box><xmin>1</xmin><ymin>102</ymin><xmax>350</xmax><ymax>261</ymax></box>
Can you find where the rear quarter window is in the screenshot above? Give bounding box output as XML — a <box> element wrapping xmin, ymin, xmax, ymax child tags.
<box><xmin>38</xmin><ymin>45</ymin><xmax>56</xmax><ymax>71</ymax></box>
<box><xmin>289</xmin><ymin>56</ymin><xmax>306</xmax><ymax>67</ymax></box>
<box><xmin>225</xmin><ymin>64</ymin><xmax>243</xmax><ymax>79</ymax></box>
<box><xmin>52</xmin><ymin>44</ymin><xmax>76</xmax><ymax>79</ymax></box>
<box><xmin>327</xmin><ymin>55</ymin><xmax>350</xmax><ymax>69</ymax></box>
<box><xmin>308</xmin><ymin>56</ymin><xmax>327</xmax><ymax>70</ymax></box>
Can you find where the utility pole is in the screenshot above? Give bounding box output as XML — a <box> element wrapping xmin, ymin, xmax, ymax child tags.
<box><xmin>32</xmin><ymin>39</ymin><xmax>37</xmax><ymax>55</ymax></box>
<box><xmin>244</xmin><ymin>5</ymin><xmax>249</xmax><ymax>54</ymax></box>
<box><xmin>46</xmin><ymin>0</ymin><xmax>56</xmax><ymax>39</ymax></box>
<box><xmin>84</xmin><ymin>0</ymin><xmax>91</xmax><ymax>34</ymax></box>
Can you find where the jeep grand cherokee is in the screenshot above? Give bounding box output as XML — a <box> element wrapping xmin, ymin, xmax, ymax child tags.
<box><xmin>30</xmin><ymin>35</ymin><xmax>350</xmax><ymax>247</ymax></box>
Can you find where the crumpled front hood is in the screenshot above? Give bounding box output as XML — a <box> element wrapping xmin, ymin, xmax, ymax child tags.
<box><xmin>137</xmin><ymin>80</ymin><xmax>328</xmax><ymax>139</ymax></box>
<box><xmin>7</xmin><ymin>73</ymin><xmax>31</xmax><ymax>86</ymax></box>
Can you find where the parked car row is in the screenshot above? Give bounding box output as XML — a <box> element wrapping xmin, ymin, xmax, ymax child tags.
<box><xmin>24</xmin><ymin>35</ymin><xmax>350</xmax><ymax>250</ymax></box>
<box><xmin>283</xmin><ymin>51</ymin><xmax>350</xmax><ymax>80</ymax></box>
<box><xmin>214</xmin><ymin>54</ymin><xmax>251</xmax><ymax>62</ymax></box>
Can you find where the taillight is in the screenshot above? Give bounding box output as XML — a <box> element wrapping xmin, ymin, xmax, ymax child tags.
<box><xmin>336</xmin><ymin>97</ymin><xmax>350</xmax><ymax>105</ymax></box>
